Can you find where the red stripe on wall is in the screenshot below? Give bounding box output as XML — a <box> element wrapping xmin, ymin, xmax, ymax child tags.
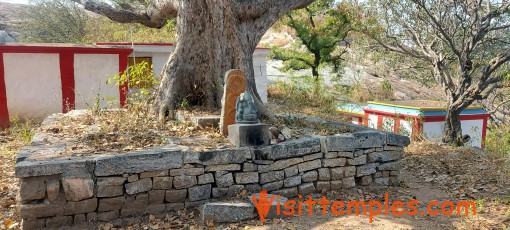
<box><xmin>0</xmin><ymin>52</ymin><xmax>9</xmax><ymax>128</ymax></box>
<box><xmin>118</xmin><ymin>54</ymin><xmax>129</xmax><ymax>108</ymax></box>
<box><xmin>393</xmin><ymin>118</ymin><xmax>400</xmax><ymax>133</ymax></box>
<box><xmin>363</xmin><ymin>113</ymin><xmax>369</xmax><ymax>126</ymax></box>
<box><xmin>0</xmin><ymin>45</ymin><xmax>132</xmax><ymax>55</ymax></box>
<box><xmin>59</xmin><ymin>52</ymin><xmax>75</xmax><ymax>113</ymax></box>
<box><xmin>363</xmin><ymin>108</ymin><xmax>419</xmax><ymax>120</ymax></box>
<box><xmin>481</xmin><ymin>117</ymin><xmax>488</xmax><ymax>148</ymax></box>
<box><xmin>411</xmin><ymin>118</ymin><xmax>423</xmax><ymax>141</ymax></box>
<box><xmin>364</xmin><ymin>108</ymin><xmax>490</xmax><ymax>122</ymax></box>
<box><xmin>423</xmin><ymin>114</ymin><xmax>491</xmax><ymax>122</ymax></box>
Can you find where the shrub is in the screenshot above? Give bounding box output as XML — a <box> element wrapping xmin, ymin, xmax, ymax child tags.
<box><xmin>268</xmin><ymin>75</ymin><xmax>338</xmax><ymax>118</ymax></box>
<box><xmin>107</xmin><ymin>60</ymin><xmax>157</xmax><ymax>106</ymax></box>
<box><xmin>485</xmin><ymin>123</ymin><xmax>510</xmax><ymax>158</ymax></box>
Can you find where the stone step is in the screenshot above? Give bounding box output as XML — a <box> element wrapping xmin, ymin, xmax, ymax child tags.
<box><xmin>191</xmin><ymin>116</ymin><xmax>220</xmax><ymax>128</ymax></box>
<box><xmin>249</xmin><ymin>192</ymin><xmax>289</xmax><ymax>220</ymax></box>
<box><xmin>199</xmin><ymin>201</ymin><xmax>256</xmax><ymax>223</ymax></box>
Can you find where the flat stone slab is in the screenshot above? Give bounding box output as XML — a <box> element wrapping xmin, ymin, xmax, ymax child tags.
<box><xmin>254</xmin><ymin>138</ymin><xmax>321</xmax><ymax>160</ymax></box>
<box><xmin>248</xmin><ymin>192</ymin><xmax>289</xmax><ymax>220</ymax></box>
<box><xmin>191</xmin><ymin>116</ymin><xmax>220</xmax><ymax>128</ymax></box>
<box><xmin>183</xmin><ymin>147</ymin><xmax>251</xmax><ymax>165</ymax></box>
<box><xmin>199</xmin><ymin>202</ymin><xmax>256</xmax><ymax>223</ymax></box>
<box><xmin>95</xmin><ymin>146</ymin><xmax>182</xmax><ymax>176</ymax></box>
<box><xmin>228</xmin><ymin>124</ymin><xmax>270</xmax><ymax>147</ymax></box>
<box><xmin>15</xmin><ymin>157</ymin><xmax>90</xmax><ymax>178</ymax></box>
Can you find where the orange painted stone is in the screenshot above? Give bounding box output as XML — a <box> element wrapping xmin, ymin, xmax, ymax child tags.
<box><xmin>220</xmin><ymin>70</ymin><xmax>247</xmax><ymax>135</ymax></box>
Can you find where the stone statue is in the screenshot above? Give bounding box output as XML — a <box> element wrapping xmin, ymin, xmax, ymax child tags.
<box><xmin>235</xmin><ymin>91</ymin><xmax>259</xmax><ymax>124</ymax></box>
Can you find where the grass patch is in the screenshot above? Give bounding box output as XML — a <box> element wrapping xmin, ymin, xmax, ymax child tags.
<box><xmin>267</xmin><ymin>75</ymin><xmax>343</xmax><ymax>121</ymax></box>
<box><xmin>485</xmin><ymin>123</ymin><xmax>510</xmax><ymax>159</ymax></box>
<box><xmin>1</xmin><ymin>119</ymin><xmax>35</xmax><ymax>229</ymax></box>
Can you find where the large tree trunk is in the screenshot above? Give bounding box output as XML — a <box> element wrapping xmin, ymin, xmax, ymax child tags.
<box><xmin>73</xmin><ymin>0</ymin><xmax>316</xmax><ymax>121</ymax></box>
<box><xmin>442</xmin><ymin>95</ymin><xmax>473</xmax><ymax>146</ymax></box>
<box><xmin>152</xmin><ymin>0</ymin><xmax>280</xmax><ymax>120</ymax></box>
<box><xmin>442</xmin><ymin>106</ymin><xmax>464</xmax><ymax>146</ymax></box>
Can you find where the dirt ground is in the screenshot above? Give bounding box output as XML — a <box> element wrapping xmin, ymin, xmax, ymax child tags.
<box><xmin>1</xmin><ymin>130</ymin><xmax>510</xmax><ymax>229</ymax></box>
<box><xmin>234</xmin><ymin>143</ymin><xmax>510</xmax><ymax>230</ymax></box>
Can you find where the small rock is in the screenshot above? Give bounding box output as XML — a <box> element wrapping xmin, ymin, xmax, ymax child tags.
<box><xmin>279</xmin><ymin>126</ymin><xmax>292</xmax><ymax>140</ymax></box>
<box><xmin>125</xmin><ymin>178</ymin><xmax>152</xmax><ymax>195</ymax></box>
<box><xmin>62</xmin><ymin>174</ymin><xmax>94</xmax><ymax>201</ymax></box>
<box><xmin>269</xmin><ymin>127</ymin><xmax>281</xmax><ymax>139</ymax></box>
<box><xmin>260</xmin><ymin>171</ymin><xmax>284</xmax><ymax>184</ymax></box>
<box><xmin>298</xmin><ymin>182</ymin><xmax>316</xmax><ymax>195</ymax></box>
<box><xmin>188</xmin><ymin>184</ymin><xmax>212</xmax><ymax>201</ymax></box>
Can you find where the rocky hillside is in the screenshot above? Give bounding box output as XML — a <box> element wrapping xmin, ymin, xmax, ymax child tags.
<box><xmin>0</xmin><ymin>2</ymin><xmax>28</xmax><ymax>42</ymax></box>
<box><xmin>0</xmin><ymin>2</ymin><xmax>26</xmax><ymax>28</ymax></box>
<box><xmin>260</xmin><ymin>28</ymin><xmax>446</xmax><ymax>102</ymax></box>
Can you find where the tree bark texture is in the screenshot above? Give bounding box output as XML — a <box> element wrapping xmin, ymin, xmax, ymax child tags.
<box><xmin>74</xmin><ymin>0</ymin><xmax>316</xmax><ymax>120</ymax></box>
<box><xmin>442</xmin><ymin>105</ymin><xmax>463</xmax><ymax>146</ymax></box>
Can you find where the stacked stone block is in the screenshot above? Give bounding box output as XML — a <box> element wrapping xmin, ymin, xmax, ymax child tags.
<box><xmin>16</xmin><ymin>120</ymin><xmax>409</xmax><ymax>229</ymax></box>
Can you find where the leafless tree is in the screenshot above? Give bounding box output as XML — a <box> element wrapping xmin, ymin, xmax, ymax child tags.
<box><xmin>370</xmin><ymin>0</ymin><xmax>510</xmax><ymax>145</ymax></box>
<box><xmin>71</xmin><ymin>0</ymin><xmax>317</xmax><ymax>120</ymax></box>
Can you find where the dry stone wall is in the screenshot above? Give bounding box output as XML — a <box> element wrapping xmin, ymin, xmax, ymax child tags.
<box><xmin>15</xmin><ymin>113</ymin><xmax>410</xmax><ymax>229</ymax></box>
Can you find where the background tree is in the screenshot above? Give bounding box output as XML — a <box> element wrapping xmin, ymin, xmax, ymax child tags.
<box><xmin>83</xmin><ymin>16</ymin><xmax>176</xmax><ymax>43</ymax></box>
<box><xmin>18</xmin><ymin>0</ymin><xmax>177</xmax><ymax>43</ymax></box>
<box><xmin>73</xmin><ymin>0</ymin><xmax>317</xmax><ymax>120</ymax></box>
<box><xmin>368</xmin><ymin>0</ymin><xmax>510</xmax><ymax>146</ymax></box>
<box><xmin>19</xmin><ymin>0</ymin><xmax>87</xmax><ymax>43</ymax></box>
<box><xmin>270</xmin><ymin>0</ymin><xmax>358</xmax><ymax>81</ymax></box>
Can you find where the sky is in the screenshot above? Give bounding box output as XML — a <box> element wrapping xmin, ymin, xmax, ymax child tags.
<box><xmin>0</xmin><ymin>0</ymin><xmax>29</xmax><ymax>4</ymax></box>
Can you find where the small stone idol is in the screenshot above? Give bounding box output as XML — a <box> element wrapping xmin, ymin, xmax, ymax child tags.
<box><xmin>235</xmin><ymin>91</ymin><xmax>259</xmax><ymax>124</ymax></box>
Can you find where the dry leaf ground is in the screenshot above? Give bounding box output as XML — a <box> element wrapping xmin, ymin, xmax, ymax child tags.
<box><xmin>0</xmin><ymin>120</ymin><xmax>35</xmax><ymax>230</ymax></box>
<box><xmin>1</xmin><ymin>122</ymin><xmax>510</xmax><ymax>230</ymax></box>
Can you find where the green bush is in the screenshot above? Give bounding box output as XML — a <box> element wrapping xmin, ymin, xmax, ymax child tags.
<box><xmin>268</xmin><ymin>75</ymin><xmax>337</xmax><ymax>116</ymax></box>
<box><xmin>107</xmin><ymin>61</ymin><xmax>157</xmax><ymax>105</ymax></box>
<box><xmin>485</xmin><ymin>124</ymin><xmax>510</xmax><ymax>158</ymax></box>
<box><xmin>381</xmin><ymin>79</ymin><xmax>392</xmax><ymax>93</ymax></box>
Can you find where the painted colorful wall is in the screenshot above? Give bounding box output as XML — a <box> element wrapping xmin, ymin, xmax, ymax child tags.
<box><xmin>338</xmin><ymin>101</ymin><xmax>490</xmax><ymax>148</ymax></box>
<box><xmin>0</xmin><ymin>43</ymin><xmax>271</xmax><ymax>128</ymax></box>
<box><xmin>0</xmin><ymin>44</ymin><xmax>132</xmax><ymax>128</ymax></box>
<box><xmin>96</xmin><ymin>43</ymin><xmax>271</xmax><ymax>103</ymax></box>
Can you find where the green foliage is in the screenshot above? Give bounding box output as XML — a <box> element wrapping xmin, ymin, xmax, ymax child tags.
<box><xmin>338</xmin><ymin>83</ymin><xmax>373</xmax><ymax>103</ymax></box>
<box><xmin>336</xmin><ymin>78</ymin><xmax>395</xmax><ymax>103</ymax></box>
<box><xmin>19</xmin><ymin>0</ymin><xmax>87</xmax><ymax>43</ymax></box>
<box><xmin>18</xmin><ymin>0</ymin><xmax>176</xmax><ymax>44</ymax></box>
<box><xmin>107</xmin><ymin>61</ymin><xmax>157</xmax><ymax>104</ymax></box>
<box><xmin>485</xmin><ymin>124</ymin><xmax>510</xmax><ymax>158</ymax></box>
<box><xmin>380</xmin><ymin>79</ymin><xmax>393</xmax><ymax>98</ymax></box>
<box><xmin>268</xmin><ymin>75</ymin><xmax>338</xmax><ymax>116</ymax></box>
<box><xmin>1</xmin><ymin>118</ymin><xmax>34</xmax><ymax>157</ymax></box>
<box><xmin>381</xmin><ymin>79</ymin><xmax>392</xmax><ymax>93</ymax></box>
<box><xmin>270</xmin><ymin>0</ymin><xmax>360</xmax><ymax>79</ymax></box>
<box><xmin>180</xmin><ymin>98</ymin><xmax>190</xmax><ymax>109</ymax></box>
<box><xmin>83</xmin><ymin>17</ymin><xmax>176</xmax><ymax>43</ymax></box>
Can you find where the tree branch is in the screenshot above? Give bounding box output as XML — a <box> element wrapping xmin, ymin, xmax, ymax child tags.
<box><xmin>72</xmin><ymin>0</ymin><xmax>178</xmax><ymax>28</ymax></box>
<box><xmin>373</xmin><ymin>37</ymin><xmax>431</xmax><ymax>61</ymax></box>
<box><xmin>237</xmin><ymin>0</ymin><xmax>316</xmax><ymax>20</ymax></box>
<box><xmin>412</xmin><ymin>0</ymin><xmax>462</xmax><ymax>58</ymax></box>
<box><xmin>487</xmin><ymin>98</ymin><xmax>510</xmax><ymax>114</ymax></box>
